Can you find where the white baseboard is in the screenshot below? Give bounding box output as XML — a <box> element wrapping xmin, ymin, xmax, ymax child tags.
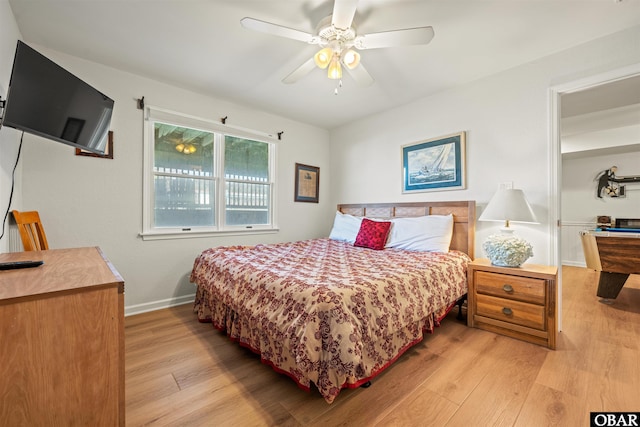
<box><xmin>562</xmin><ymin>260</ymin><xmax>587</xmax><ymax>268</ymax></box>
<box><xmin>125</xmin><ymin>293</ymin><xmax>195</xmax><ymax>317</ymax></box>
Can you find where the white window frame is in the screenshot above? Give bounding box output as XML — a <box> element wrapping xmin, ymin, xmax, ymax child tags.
<box><xmin>140</xmin><ymin>106</ymin><xmax>278</xmax><ymax>241</ymax></box>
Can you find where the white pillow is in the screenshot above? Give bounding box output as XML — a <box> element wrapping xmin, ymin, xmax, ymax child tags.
<box><xmin>385</xmin><ymin>214</ymin><xmax>454</xmax><ymax>252</ymax></box>
<box><xmin>329</xmin><ymin>211</ymin><xmax>363</xmax><ymax>243</ymax></box>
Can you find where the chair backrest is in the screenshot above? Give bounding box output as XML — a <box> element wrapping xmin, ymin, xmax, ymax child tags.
<box><xmin>11</xmin><ymin>210</ymin><xmax>49</xmax><ymax>251</ymax></box>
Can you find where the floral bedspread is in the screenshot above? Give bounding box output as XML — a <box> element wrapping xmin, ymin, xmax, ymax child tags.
<box><xmin>190</xmin><ymin>238</ymin><xmax>470</xmax><ymax>404</ymax></box>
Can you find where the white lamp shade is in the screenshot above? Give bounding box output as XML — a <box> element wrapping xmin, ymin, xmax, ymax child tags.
<box><xmin>478</xmin><ymin>189</ymin><xmax>538</xmax><ymax>225</ymax></box>
<box><xmin>479</xmin><ymin>188</ymin><xmax>537</xmax><ymax>267</ymax></box>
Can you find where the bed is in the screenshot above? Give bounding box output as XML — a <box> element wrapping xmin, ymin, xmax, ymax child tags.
<box><xmin>191</xmin><ymin>201</ymin><xmax>476</xmax><ymax>403</ymax></box>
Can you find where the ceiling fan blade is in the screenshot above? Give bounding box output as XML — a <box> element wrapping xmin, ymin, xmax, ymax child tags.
<box><xmin>344</xmin><ymin>62</ymin><xmax>374</xmax><ymax>87</ymax></box>
<box><xmin>331</xmin><ymin>0</ymin><xmax>358</xmax><ymax>30</ymax></box>
<box><xmin>355</xmin><ymin>26</ymin><xmax>434</xmax><ymax>49</ymax></box>
<box><xmin>282</xmin><ymin>57</ymin><xmax>317</xmax><ymax>84</ymax></box>
<box><xmin>241</xmin><ymin>17</ymin><xmax>316</xmax><ymax>44</ymax></box>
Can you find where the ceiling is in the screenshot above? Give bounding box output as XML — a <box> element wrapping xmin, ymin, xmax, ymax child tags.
<box><xmin>561</xmin><ymin>74</ymin><xmax>640</xmax><ymax>157</ymax></box>
<box><xmin>8</xmin><ymin>0</ymin><xmax>640</xmax><ymax>130</ymax></box>
<box><xmin>561</xmin><ymin>74</ymin><xmax>640</xmax><ymax>119</ymax></box>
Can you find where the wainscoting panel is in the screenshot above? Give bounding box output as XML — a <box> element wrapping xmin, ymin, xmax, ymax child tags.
<box><xmin>561</xmin><ymin>221</ymin><xmax>596</xmax><ymax>267</ymax></box>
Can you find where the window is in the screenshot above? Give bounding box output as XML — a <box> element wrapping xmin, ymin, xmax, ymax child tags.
<box><xmin>224</xmin><ymin>136</ymin><xmax>271</xmax><ymax>226</ymax></box>
<box><xmin>142</xmin><ymin>107</ymin><xmax>277</xmax><ymax>239</ymax></box>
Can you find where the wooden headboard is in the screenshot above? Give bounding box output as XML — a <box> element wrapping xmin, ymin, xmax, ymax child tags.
<box><xmin>337</xmin><ymin>201</ymin><xmax>476</xmax><ymax>258</ymax></box>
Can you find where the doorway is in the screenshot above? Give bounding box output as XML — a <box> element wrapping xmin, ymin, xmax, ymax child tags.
<box><xmin>550</xmin><ymin>64</ymin><xmax>640</xmax><ymax>330</ymax></box>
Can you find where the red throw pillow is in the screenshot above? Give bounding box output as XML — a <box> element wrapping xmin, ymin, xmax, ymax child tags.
<box><xmin>354</xmin><ymin>218</ymin><xmax>392</xmax><ymax>250</ymax></box>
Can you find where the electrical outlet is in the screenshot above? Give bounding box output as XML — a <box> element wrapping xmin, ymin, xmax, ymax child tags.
<box><xmin>499</xmin><ymin>181</ymin><xmax>513</xmax><ymax>190</ymax></box>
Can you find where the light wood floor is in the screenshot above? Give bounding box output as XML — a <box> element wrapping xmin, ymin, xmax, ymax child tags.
<box><xmin>125</xmin><ymin>266</ymin><xmax>640</xmax><ymax>426</ymax></box>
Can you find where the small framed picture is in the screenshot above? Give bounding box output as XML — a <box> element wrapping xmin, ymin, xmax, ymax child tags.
<box><xmin>75</xmin><ymin>131</ymin><xmax>114</xmax><ymax>159</ymax></box>
<box><xmin>402</xmin><ymin>131</ymin><xmax>466</xmax><ymax>193</ymax></box>
<box><xmin>294</xmin><ymin>163</ymin><xmax>319</xmax><ymax>203</ymax></box>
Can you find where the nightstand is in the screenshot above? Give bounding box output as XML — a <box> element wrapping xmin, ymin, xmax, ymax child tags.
<box><xmin>467</xmin><ymin>258</ymin><xmax>558</xmax><ymax>349</ymax></box>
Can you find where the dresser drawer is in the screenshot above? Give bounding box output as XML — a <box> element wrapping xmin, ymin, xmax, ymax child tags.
<box><xmin>474</xmin><ymin>271</ymin><xmax>545</xmax><ymax>305</ymax></box>
<box><xmin>475</xmin><ymin>293</ymin><xmax>546</xmax><ymax>330</ymax></box>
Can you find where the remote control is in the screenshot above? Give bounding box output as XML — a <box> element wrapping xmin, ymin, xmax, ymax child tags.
<box><xmin>0</xmin><ymin>260</ymin><xmax>44</xmax><ymax>270</ymax></box>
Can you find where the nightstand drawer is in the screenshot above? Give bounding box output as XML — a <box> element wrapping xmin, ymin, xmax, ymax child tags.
<box><xmin>476</xmin><ymin>294</ymin><xmax>545</xmax><ymax>330</ymax></box>
<box><xmin>475</xmin><ymin>271</ymin><xmax>545</xmax><ymax>305</ymax></box>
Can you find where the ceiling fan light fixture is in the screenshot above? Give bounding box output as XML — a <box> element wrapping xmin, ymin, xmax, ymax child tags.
<box><xmin>240</xmin><ymin>2</ymin><xmax>435</xmax><ymax>86</ymax></box>
<box><xmin>328</xmin><ymin>56</ymin><xmax>342</xmax><ymax>79</ymax></box>
<box><xmin>314</xmin><ymin>47</ymin><xmax>333</xmax><ymax>69</ymax></box>
<box><xmin>175</xmin><ymin>143</ymin><xmax>197</xmax><ymax>154</ymax></box>
<box><xmin>342</xmin><ymin>49</ymin><xmax>360</xmax><ymax>69</ymax></box>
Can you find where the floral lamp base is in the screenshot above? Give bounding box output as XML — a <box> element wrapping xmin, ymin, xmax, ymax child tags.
<box><xmin>482</xmin><ymin>231</ymin><xmax>533</xmax><ymax>267</ymax></box>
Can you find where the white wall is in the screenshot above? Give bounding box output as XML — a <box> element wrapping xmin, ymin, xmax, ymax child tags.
<box><xmin>0</xmin><ymin>2</ymin><xmax>23</xmax><ymax>253</ymax></box>
<box><xmin>0</xmin><ymin>5</ymin><xmax>332</xmax><ymax>314</ymax></box>
<box><xmin>329</xmin><ymin>26</ymin><xmax>640</xmax><ymax>266</ymax></box>
<box><xmin>563</xmin><ymin>151</ymin><xmax>640</xmax><ymax>223</ymax></box>
<box><xmin>561</xmin><ymin>149</ymin><xmax>640</xmax><ymax>266</ymax></box>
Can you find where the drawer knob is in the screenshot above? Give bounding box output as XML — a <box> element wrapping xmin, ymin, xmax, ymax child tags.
<box><xmin>502</xmin><ymin>284</ymin><xmax>514</xmax><ymax>293</ymax></box>
<box><xmin>502</xmin><ymin>307</ymin><xmax>513</xmax><ymax>316</ymax></box>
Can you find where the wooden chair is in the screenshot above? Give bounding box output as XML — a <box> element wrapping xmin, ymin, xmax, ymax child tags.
<box><xmin>11</xmin><ymin>210</ymin><xmax>49</xmax><ymax>251</ymax></box>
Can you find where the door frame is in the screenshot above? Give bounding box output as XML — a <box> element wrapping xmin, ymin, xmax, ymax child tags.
<box><xmin>549</xmin><ymin>63</ymin><xmax>640</xmax><ymax>331</ymax></box>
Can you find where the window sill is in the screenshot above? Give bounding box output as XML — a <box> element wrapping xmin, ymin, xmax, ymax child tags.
<box><xmin>139</xmin><ymin>228</ymin><xmax>279</xmax><ymax>241</ymax></box>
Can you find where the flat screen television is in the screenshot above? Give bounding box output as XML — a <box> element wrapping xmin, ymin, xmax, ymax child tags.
<box><xmin>1</xmin><ymin>40</ymin><xmax>114</xmax><ymax>155</ymax></box>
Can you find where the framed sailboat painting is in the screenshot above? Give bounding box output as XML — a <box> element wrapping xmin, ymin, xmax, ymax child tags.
<box><xmin>402</xmin><ymin>132</ymin><xmax>466</xmax><ymax>193</ymax></box>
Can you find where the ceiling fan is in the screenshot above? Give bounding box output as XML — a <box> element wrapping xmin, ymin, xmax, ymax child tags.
<box><xmin>240</xmin><ymin>0</ymin><xmax>434</xmax><ymax>88</ymax></box>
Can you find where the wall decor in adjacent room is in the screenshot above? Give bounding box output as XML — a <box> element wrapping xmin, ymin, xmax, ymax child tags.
<box><xmin>595</xmin><ymin>165</ymin><xmax>640</xmax><ymax>198</ymax></box>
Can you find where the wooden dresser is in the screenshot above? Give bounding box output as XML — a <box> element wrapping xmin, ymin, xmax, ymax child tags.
<box><xmin>467</xmin><ymin>258</ymin><xmax>558</xmax><ymax>349</ymax></box>
<box><xmin>0</xmin><ymin>247</ymin><xmax>124</xmax><ymax>426</ymax></box>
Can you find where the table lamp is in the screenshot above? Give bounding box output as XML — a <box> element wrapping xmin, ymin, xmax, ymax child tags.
<box><xmin>479</xmin><ymin>188</ymin><xmax>538</xmax><ymax>267</ymax></box>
